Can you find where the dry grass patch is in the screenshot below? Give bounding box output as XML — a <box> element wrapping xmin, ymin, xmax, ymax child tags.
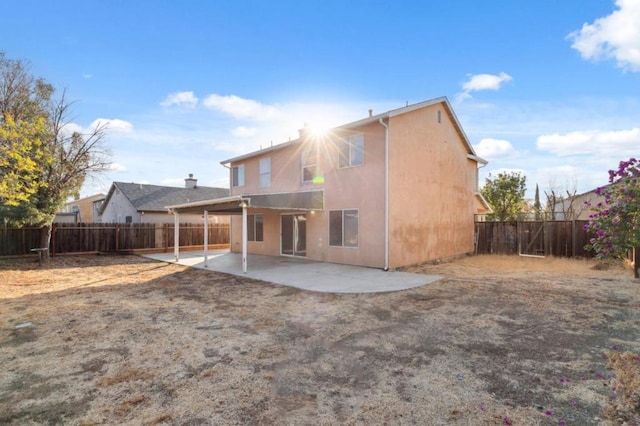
<box><xmin>1</xmin><ymin>253</ymin><xmax>639</xmax><ymax>425</ymax></box>
<box><xmin>604</xmin><ymin>351</ymin><xmax>640</xmax><ymax>424</ymax></box>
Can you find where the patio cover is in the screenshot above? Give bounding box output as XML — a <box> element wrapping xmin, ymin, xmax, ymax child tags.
<box><xmin>166</xmin><ymin>190</ymin><xmax>324</xmax><ymax>273</ymax></box>
<box><xmin>166</xmin><ymin>190</ymin><xmax>323</xmax><ymax>214</ymax></box>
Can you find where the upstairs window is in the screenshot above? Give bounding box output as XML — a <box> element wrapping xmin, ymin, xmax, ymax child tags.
<box><xmin>259</xmin><ymin>157</ymin><xmax>271</xmax><ymax>188</ymax></box>
<box><xmin>301</xmin><ymin>146</ymin><xmax>318</xmax><ymax>183</ymax></box>
<box><xmin>232</xmin><ymin>164</ymin><xmax>245</xmax><ymax>187</ymax></box>
<box><xmin>338</xmin><ymin>134</ymin><xmax>364</xmax><ymax>168</ymax></box>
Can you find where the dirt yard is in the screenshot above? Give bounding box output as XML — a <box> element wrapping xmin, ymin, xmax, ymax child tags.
<box><xmin>1</xmin><ymin>254</ymin><xmax>638</xmax><ymax>425</ymax></box>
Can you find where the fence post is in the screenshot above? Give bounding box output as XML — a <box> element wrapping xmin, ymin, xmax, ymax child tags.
<box><xmin>51</xmin><ymin>224</ymin><xmax>56</xmax><ymax>256</ymax></box>
<box><xmin>115</xmin><ymin>224</ymin><xmax>120</xmax><ymax>251</ymax></box>
<box><xmin>164</xmin><ymin>223</ymin><xmax>168</xmax><ymax>252</ymax></box>
<box><xmin>571</xmin><ymin>220</ymin><xmax>576</xmax><ymax>258</ymax></box>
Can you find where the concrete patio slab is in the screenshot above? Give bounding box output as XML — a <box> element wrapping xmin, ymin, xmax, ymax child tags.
<box><xmin>143</xmin><ymin>250</ymin><xmax>441</xmax><ymax>294</ymax></box>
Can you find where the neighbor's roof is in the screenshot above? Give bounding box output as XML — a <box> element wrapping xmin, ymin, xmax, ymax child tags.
<box><xmin>100</xmin><ymin>182</ymin><xmax>229</xmax><ymax>214</ymax></box>
<box><xmin>221</xmin><ymin>96</ymin><xmax>487</xmax><ymax>166</ymax></box>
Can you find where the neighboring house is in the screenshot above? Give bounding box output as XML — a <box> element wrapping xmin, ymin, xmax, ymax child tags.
<box><xmin>169</xmin><ymin>97</ymin><xmax>491</xmax><ymax>270</ymax></box>
<box><xmin>54</xmin><ymin>193</ymin><xmax>105</xmax><ymax>223</ymax></box>
<box><xmin>99</xmin><ymin>174</ymin><xmax>229</xmax><ymax>224</ymax></box>
<box><xmin>53</xmin><ymin>212</ymin><xmax>79</xmax><ymax>223</ymax></box>
<box><xmin>551</xmin><ymin>186</ymin><xmax>608</xmax><ymax>220</ymax></box>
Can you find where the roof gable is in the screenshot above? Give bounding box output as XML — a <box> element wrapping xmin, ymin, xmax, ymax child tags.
<box><xmin>221</xmin><ymin>96</ymin><xmax>486</xmax><ymax>165</ymax></box>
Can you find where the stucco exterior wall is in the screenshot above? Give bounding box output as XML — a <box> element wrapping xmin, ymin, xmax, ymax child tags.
<box><xmin>228</xmin><ymin>100</ymin><xmax>482</xmax><ymax>270</ymax></box>
<box><xmin>63</xmin><ymin>194</ymin><xmax>105</xmax><ymax>222</ymax></box>
<box><xmin>387</xmin><ymin>104</ymin><xmax>477</xmax><ymax>268</ymax></box>
<box><xmin>229</xmin><ymin>123</ymin><xmax>387</xmax><ymax>268</ymax></box>
<box><xmin>100</xmin><ymin>190</ymin><xmax>139</xmax><ymax>223</ymax></box>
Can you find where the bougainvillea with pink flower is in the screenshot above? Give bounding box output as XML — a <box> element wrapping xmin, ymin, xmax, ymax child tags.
<box><xmin>584</xmin><ymin>158</ymin><xmax>639</xmax><ymax>261</ymax></box>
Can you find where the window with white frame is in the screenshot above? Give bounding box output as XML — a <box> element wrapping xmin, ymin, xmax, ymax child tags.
<box><xmin>247</xmin><ymin>214</ymin><xmax>264</xmax><ymax>242</ymax></box>
<box><xmin>301</xmin><ymin>146</ymin><xmax>318</xmax><ymax>183</ymax></box>
<box><xmin>329</xmin><ymin>209</ymin><xmax>358</xmax><ymax>247</ymax></box>
<box><xmin>338</xmin><ymin>134</ymin><xmax>364</xmax><ymax>168</ymax></box>
<box><xmin>232</xmin><ymin>164</ymin><xmax>245</xmax><ymax>187</ymax></box>
<box><xmin>259</xmin><ymin>157</ymin><xmax>271</xmax><ymax>188</ymax></box>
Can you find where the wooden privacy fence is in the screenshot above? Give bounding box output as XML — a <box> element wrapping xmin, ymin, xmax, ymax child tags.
<box><xmin>0</xmin><ymin>223</ymin><xmax>230</xmax><ymax>257</ymax></box>
<box><xmin>474</xmin><ymin>220</ymin><xmax>595</xmax><ymax>258</ymax></box>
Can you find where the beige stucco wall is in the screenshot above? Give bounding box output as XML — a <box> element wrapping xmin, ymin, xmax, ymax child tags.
<box><xmin>63</xmin><ymin>194</ymin><xmax>105</xmax><ymax>222</ymax></box>
<box><xmin>229</xmin><ymin>122</ymin><xmax>387</xmax><ymax>268</ymax></box>
<box><xmin>99</xmin><ymin>190</ymin><xmax>138</xmax><ymax>223</ymax></box>
<box><xmin>229</xmin><ymin>101</ymin><xmax>482</xmax><ymax>270</ymax></box>
<box><xmin>387</xmin><ymin>104</ymin><xmax>477</xmax><ymax>268</ymax></box>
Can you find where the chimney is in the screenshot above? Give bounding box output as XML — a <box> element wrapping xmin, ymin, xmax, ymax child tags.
<box><xmin>298</xmin><ymin>122</ymin><xmax>310</xmax><ymax>140</ymax></box>
<box><xmin>185</xmin><ymin>173</ymin><xmax>197</xmax><ymax>189</ymax></box>
<box><xmin>368</xmin><ymin>109</ymin><xmax>373</xmax><ymax>117</ymax></box>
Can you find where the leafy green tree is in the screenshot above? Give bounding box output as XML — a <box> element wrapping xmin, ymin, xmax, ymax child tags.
<box><xmin>584</xmin><ymin>158</ymin><xmax>639</xmax><ymax>277</ymax></box>
<box><xmin>0</xmin><ymin>52</ymin><xmax>111</xmax><ymax>256</ymax></box>
<box><xmin>0</xmin><ymin>113</ymin><xmax>48</xmax><ymax>206</ymax></box>
<box><xmin>480</xmin><ymin>172</ymin><xmax>527</xmax><ymax>221</ymax></box>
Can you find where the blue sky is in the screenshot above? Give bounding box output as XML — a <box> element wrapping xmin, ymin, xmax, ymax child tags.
<box><xmin>2</xmin><ymin>0</ymin><xmax>639</xmax><ymax>200</ymax></box>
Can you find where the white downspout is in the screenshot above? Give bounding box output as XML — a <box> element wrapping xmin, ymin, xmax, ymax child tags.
<box><xmin>241</xmin><ymin>202</ymin><xmax>248</xmax><ymax>273</ymax></box>
<box><xmin>379</xmin><ymin>118</ymin><xmax>390</xmax><ymax>271</ymax></box>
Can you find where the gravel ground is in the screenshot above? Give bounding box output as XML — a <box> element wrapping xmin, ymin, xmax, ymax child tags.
<box><xmin>0</xmin><ymin>253</ymin><xmax>638</xmax><ymax>425</ymax></box>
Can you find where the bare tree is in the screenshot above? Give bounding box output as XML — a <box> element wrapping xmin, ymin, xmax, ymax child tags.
<box><xmin>0</xmin><ymin>52</ymin><xmax>111</xmax><ymax>258</ymax></box>
<box><xmin>545</xmin><ymin>186</ymin><xmax>585</xmax><ymax>221</ymax></box>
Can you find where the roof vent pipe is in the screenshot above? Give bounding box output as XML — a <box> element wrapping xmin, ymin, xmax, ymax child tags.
<box><xmin>368</xmin><ymin>109</ymin><xmax>373</xmax><ymax>117</ymax></box>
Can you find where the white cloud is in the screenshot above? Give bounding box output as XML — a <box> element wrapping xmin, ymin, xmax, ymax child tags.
<box><xmin>536</xmin><ymin>127</ymin><xmax>639</xmax><ymax>156</ymax></box>
<box><xmin>463</xmin><ymin>72</ymin><xmax>513</xmax><ymax>92</ymax></box>
<box><xmin>108</xmin><ymin>162</ymin><xmax>127</xmax><ymax>172</ymax></box>
<box><xmin>89</xmin><ymin>118</ymin><xmax>134</xmax><ymax>133</ymax></box>
<box><xmin>473</xmin><ymin>138</ymin><xmax>516</xmax><ymax>159</ymax></box>
<box><xmin>82</xmin><ymin>73</ymin><xmax>93</xmax><ymax>79</ymax></box>
<box><xmin>231</xmin><ymin>126</ymin><xmax>257</xmax><ymax>137</ymax></box>
<box><xmin>456</xmin><ymin>72</ymin><xmax>513</xmax><ymax>103</ymax></box>
<box><xmin>160</xmin><ymin>91</ymin><xmax>199</xmax><ymax>108</ymax></box>
<box><xmin>202</xmin><ymin>94</ymin><xmax>282</xmax><ymax>121</ymax></box>
<box><xmin>568</xmin><ymin>0</ymin><xmax>640</xmax><ymax>72</ymax></box>
<box><xmin>61</xmin><ymin>122</ymin><xmax>83</xmax><ymax>136</ymax></box>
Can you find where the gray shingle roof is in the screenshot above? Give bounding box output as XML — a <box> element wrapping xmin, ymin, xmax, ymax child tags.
<box><xmin>106</xmin><ymin>182</ymin><xmax>229</xmax><ymax>213</ymax></box>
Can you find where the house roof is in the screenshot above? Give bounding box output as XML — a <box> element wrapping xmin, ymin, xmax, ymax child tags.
<box><xmin>100</xmin><ymin>182</ymin><xmax>229</xmax><ymax>214</ymax></box>
<box><xmin>221</xmin><ymin>96</ymin><xmax>487</xmax><ymax>166</ymax></box>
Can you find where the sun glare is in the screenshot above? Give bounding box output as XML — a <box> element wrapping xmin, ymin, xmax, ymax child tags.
<box><xmin>307</xmin><ymin>122</ymin><xmax>332</xmax><ymax>139</ymax></box>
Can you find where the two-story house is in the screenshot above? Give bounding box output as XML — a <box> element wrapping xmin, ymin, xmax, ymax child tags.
<box><xmin>168</xmin><ymin>97</ymin><xmax>490</xmax><ymax>270</ymax></box>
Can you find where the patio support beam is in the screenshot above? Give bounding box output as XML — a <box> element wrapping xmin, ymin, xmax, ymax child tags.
<box><xmin>173</xmin><ymin>212</ymin><xmax>180</xmax><ymax>261</ymax></box>
<box><xmin>203</xmin><ymin>210</ymin><xmax>209</xmax><ymax>267</ymax></box>
<box><xmin>242</xmin><ymin>202</ymin><xmax>248</xmax><ymax>273</ymax></box>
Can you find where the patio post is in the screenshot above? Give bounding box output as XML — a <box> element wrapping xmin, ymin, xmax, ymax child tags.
<box><xmin>203</xmin><ymin>210</ymin><xmax>209</xmax><ymax>267</ymax></box>
<box><xmin>173</xmin><ymin>212</ymin><xmax>180</xmax><ymax>261</ymax></box>
<box><xmin>242</xmin><ymin>202</ymin><xmax>247</xmax><ymax>273</ymax></box>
